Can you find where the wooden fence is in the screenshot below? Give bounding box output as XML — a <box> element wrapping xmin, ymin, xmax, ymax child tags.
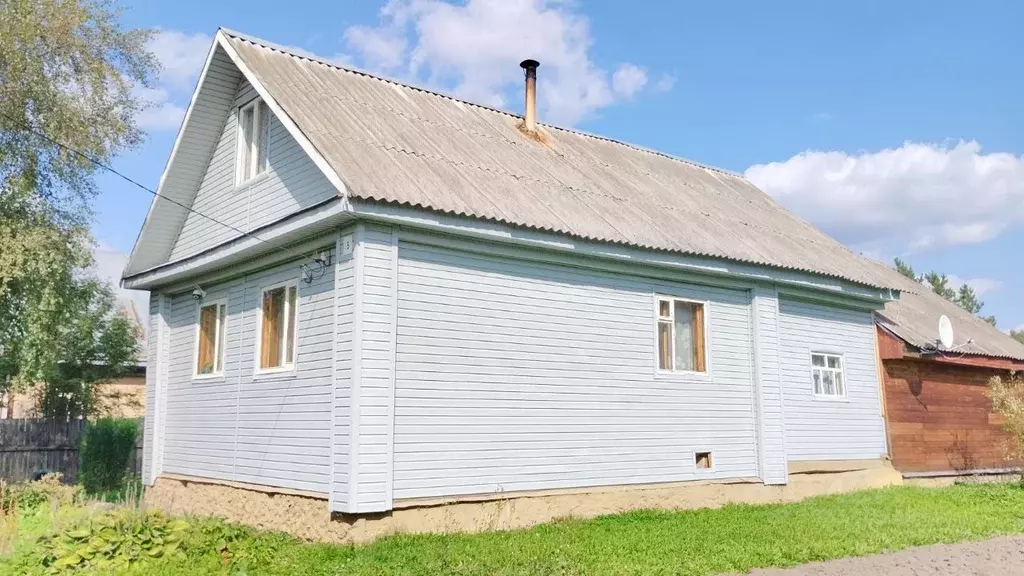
<box><xmin>0</xmin><ymin>419</ymin><xmax>143</xmax><ymax>484</ymax></box>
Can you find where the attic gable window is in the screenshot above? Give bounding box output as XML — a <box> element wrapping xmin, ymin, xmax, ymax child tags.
<box><xmin>236</xmin><ymin>98</ymin><xmax>270</xmax><ymax>184</ymax></box>
<box><xmin>656</xmin><ymin>297</ymin><xmax>708</xmax><ymax>373</ymax></box>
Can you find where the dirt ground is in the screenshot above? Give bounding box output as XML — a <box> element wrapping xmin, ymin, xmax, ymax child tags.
<box><xmin>745</xmin><ymin>536</ymin><xmax>1024</xmax><ymax>576</ymax></box>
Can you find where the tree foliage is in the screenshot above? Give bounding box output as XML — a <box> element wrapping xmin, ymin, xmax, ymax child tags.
<box><xmin>34</xmin><ymin>281</ymin><xmax>141</xmax><ymax>419</ymax></box>
<box><xmin>1</xmin><ymin>0</ymin><xmax>156</xmax><ymax>226</ymax></box>
<box><xmin>893</xmin><ymin>257</ymin><xmax>917</xmax><ymax>281</ymax></box>
<box><xmin>987</xmin><ymin>373</ymin><xmax>1024</xmax><ymax>466</ymax></box>
<box><xmin>1011</xmin><ymin>329</ymin><xmax>1024</xmax><ymax>346</ymax></box>
<box><xmin>0</xmin><ymin>0</ymin><xmax>157</xmax><ymax>407</ymax></box>
<box><xmin>893</xmin><ymin>258</ymin><xmax>997</xmax><ymax>326</ymax></box>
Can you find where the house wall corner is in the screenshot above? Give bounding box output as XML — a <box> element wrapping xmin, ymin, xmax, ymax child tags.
<box><xmin>751</xmin><ymin>286</ymin><xmax>788</xmax><ymax>484</ymax></box>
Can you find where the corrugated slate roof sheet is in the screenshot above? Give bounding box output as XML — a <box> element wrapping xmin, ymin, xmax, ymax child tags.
<box><xmin>225</xmin><ymin>32</ymin><xmax>898</xmax><ymax>289</ymax></box>
<box><xmin>870</xmin><ymin>261</ymin><xmax>1024</xmax><ymax>361</ymax></box>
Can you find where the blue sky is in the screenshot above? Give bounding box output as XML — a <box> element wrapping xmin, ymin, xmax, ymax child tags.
<box><xmin>95</xmin><ymin>0</ymin><xmax>1024</xmax><ymax>331</ymax></box>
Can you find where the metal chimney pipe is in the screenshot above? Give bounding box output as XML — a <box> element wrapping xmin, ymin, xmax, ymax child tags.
<box><xmin>520</xmin><ymin>59</ymin><xmax>539</xmax><ymax>132</ymax></box>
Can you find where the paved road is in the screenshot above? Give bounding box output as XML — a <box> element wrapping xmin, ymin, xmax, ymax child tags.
<box><xmin>746</xmin><ymin>536</ymin><xmax>1024</xmax><ymax>576</ymax></box>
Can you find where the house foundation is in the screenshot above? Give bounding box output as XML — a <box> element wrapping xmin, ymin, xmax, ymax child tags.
<box><xmin>145</xmin><ymin>460</ymin><xmax>903</xmax><ymax>544</ymax></box>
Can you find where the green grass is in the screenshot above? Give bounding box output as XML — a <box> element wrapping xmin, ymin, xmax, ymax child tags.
<box><xmin>3</xmin><ymin>483</ymin><xmax>1024</xmax><ymax>575</ymax></box>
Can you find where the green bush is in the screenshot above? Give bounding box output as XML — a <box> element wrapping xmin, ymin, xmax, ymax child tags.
<box><xmin>78</xmin><ymin>419</ymin><xmax>138</xmax><ymax>495</ymax></box>
<box><xmin>38</xmin><ymin>509</ymin><xmax>189</xmax><ymax>572</ymax></box>
<box><xmin>1</xmin><ymin>474</ymin><xmax>82</xmax><ymax>514</ymax></box>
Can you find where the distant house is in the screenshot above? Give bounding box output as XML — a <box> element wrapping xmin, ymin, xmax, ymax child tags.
<box><xmin>123</xmin><ymin>29</ymin><xmax>905</xmax><ymax>541</ymax></box>
<box><xmin>872</xmin><ymin>264</ymin><xmax>1024</xmax><ymax>478</ymax></box>
<box><xmin>0</xmin><ymin>300</ymin><xmax>146</xmax><ymax>420</ymax></box>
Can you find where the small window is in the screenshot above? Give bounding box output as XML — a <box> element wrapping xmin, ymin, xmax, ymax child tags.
<box><xmin>258</xmin><ymin>282</ymin><xmax>298</xmax><ymax>371</ymax></box>
<box><xmin>195</xmin><ymin>301</ymin><xmax>227</xmax><ymax>377</ymax></box>
<box><xmin>236</xmin><ymin>98</ymin><xmax>270</xmax><ymax>184</ymax></box>
<box><xmin>656</xmin><ymin>297</ymin><xmax>707</xmax><ymax>372</ymax></box>
<box><xmin>811</xmin><ymin>353</ymin><xmax>845</xmax><ymax>397</ymax></box>
<box><xmin>695</xmin><ymin>451</ymin><xmax>713</xmax><ymax>470</ymax></box>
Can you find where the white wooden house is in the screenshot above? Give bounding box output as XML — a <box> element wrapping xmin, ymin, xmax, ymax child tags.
<box><xmin>125</xmin><ymin>29</ymin><xmax>901</xmax><ymax>525</ymax></box>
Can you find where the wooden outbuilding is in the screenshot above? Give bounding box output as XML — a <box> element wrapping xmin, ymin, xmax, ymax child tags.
<box><xmin>873</xmin><ymin>263</ymin><xmax>1024</xmax><ymax>477</ymax></box>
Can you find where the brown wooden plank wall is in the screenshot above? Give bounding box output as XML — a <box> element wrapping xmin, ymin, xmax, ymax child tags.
<box><xmin>882</xmin><ymin>359</ymin><xmax>1023</xmax><ymax>473</ymax></box>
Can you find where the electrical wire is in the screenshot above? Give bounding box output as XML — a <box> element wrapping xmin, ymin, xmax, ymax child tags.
<box><xmin>1</xmin><ymin>111</ymin><xmax>325</xmax><ymax>276</ymax></box>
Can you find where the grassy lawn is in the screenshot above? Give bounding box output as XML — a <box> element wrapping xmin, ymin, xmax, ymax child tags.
<box><xmin>2</xmin><ymin>483</ymin><xmax>1024</xmax><ymax>575</ymax></box>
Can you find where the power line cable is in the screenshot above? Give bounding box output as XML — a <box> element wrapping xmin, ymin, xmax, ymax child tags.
<box><xmin>1</xmin><ymin>111</ymin><xmax>324</xmax><ymax>276</ymax></box>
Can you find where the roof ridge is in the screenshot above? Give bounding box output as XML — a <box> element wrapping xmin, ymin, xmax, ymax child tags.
<box><xmin>218</xmin><ymin>27</ymin><xmax>742</xmax><ymax>179</ymax></box>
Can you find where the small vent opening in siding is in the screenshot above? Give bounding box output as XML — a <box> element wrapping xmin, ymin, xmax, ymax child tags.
<box><xmin>695</xmin><ymin>451</ymin><xmax>712</xmax><ymax>470</ymax></box>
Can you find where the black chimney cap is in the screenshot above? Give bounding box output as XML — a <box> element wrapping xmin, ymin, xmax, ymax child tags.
<box><xmin>519</xmin><ymin>59</ymin><xmax>540</xmax><ymax>70</ymax></box>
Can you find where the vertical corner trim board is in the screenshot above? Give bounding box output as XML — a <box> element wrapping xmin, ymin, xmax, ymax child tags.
<box><xmin>145</xmin><ymin>293</ymin><xmax>170</xmax><ymax>486</ymax></box>
<box><xmin>143</xmin><ymin>295</ymin><xmax>159</xmax><ymax>486</ymax></box>
<box><xmin>330</xmin><ymin>228</ymin><xmax>356</xmax><ymax>511</ymax></box>
<box><xmin>751</xmin><ymin>286</ymin><xmax>788</xmax><ymax>485</ymax></box>
<box><xmin>338</xmin><ymin>224</ymin><xmax>399</xmax><ymax>514</ymax></box>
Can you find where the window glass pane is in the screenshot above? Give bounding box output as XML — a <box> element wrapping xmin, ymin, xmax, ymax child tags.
<box><xmin>834</xmin><ymin>372</ymin><xmax>844</xmax><ymax>396</ymax></box>
<box><xmin>691</xmin><ymin>303</ymin><xmax>706</xmax><ymax>372</ymax></box>
<box><xmin>826</xmin><ymin>355</ymin><xmax>841</xmax><ymax>369</ymax></box>
<box><xmin>256</xmin><ymin>102</ymin><xmax>270</xmax><ymax>174</ymax></box>
<box><xmin>657</xmin><ymin>321</ymin><xmax>673</xmax><ymax>370</ymax></box>
<box><xmin>214</xmin><ymin>305</ymin><xmax>227</xmax><ymax>373</ymax></box>
<box><xmin>240</xmin><ymin>106</ymin><xmax>254</xmax><ymax>180</ymax></box>
<box><xmin>812</xmin><ymin>369</ymin><xmax>822</xmax><ymax>394</ymax></box>
<box><xmin>285</xmin><ymin>286</ymin><xmax>297</xmax><ymax>364</ymax></box>
<box><xmin>811</xmin><ymin>354</ymin><xmax>825</xmax><ymax>367</ymax></box>
<box><xmin>822</xmin><ymin>371</ymin><xmax>835</xmax><ymax>395</ymax></box>
<box><xmin>261</xmin><ymin>287</ymin><xmax>285</xmax><ymax>368</ymax></box>
<box><xmin>658</xmin><ymin>300</ymin><xmax>671</xmax><ymax>318</ymax></box>
<box><xmin>673</xmin><ymin>301</ymin><xmax>695</xmax><ymax>371</ymax></box>
<box><xmin>197</xmin><ymin>305</ymin><xmax>217</xmax><ymax>375</ymax></box>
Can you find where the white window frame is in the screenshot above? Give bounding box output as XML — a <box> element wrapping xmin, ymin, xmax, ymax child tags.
<box><xmin>235</xmin><ymin>97</ymin><xmax>270</xmax><ymax>185</ymax></box>
<box><xmin>810</xmin><ymin>352</ymin><xmax>847</xmax><ymax>399</ymax></box>
<box><xmin>254</xmin><ymin>279</ymin><xmax>300</xmax><ymax>376</ymax></box>
<box><xmin>654</xmin><ymin>295</ymin><xmax>710</xmax><ymax>375</ymax></box>
<box><xmin>193</xmin><ymin>298</ymin><xmax>228</xmax><ymax>380</ymax></box>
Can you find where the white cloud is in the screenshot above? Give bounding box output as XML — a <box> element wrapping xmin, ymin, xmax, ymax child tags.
<box><xmin>134</xmin><ymin>85</ymin><xmax>186</xmax><ymax>130</ymax></box>
<box><xmin>945</xmin><ymin>275</ymin><xmax>1003</xmax><ymax>296</ymax></box>
<box><xmin>91</xmin><ymin>246</ymin><xmax>149</xmax><ymax>335</ymax></box>
<box><xmin>745</xmin><ymin>141</ymin><xmax>1024</xmax><ymax>253</ymax></box>
<box><xmin>130</xmin><ymin>29</ymin><xmax>212</xmax><ymax>132</ymax></box>
<box><xmin>342</xmin><ymin>0</ymin><xmax>663</xmax><ymax>125</ymax></box>
<box><xmin>653</xmin><ymin>73</ymin><xmax>676</xmax><ymax>93</ymax></box>
<box><xmin>343</xmin><ymin>25</ymin><xmax>407</xmax><ymax>70</ymax></box>
<box><xmin>611</xmin><ymin>64</ymin><xmax>647</xmax><ymax>98</ymax></box>
<box><xmin>147</xmin><ymin>29</ymin><xmax>213</xmax><ymax>90</ymax></box>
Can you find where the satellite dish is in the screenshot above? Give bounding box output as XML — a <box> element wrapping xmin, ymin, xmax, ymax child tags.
<box><xmin>938</xmin><ymin>314</ymin><xmax>954</xmax><ymax>349</ymax></box>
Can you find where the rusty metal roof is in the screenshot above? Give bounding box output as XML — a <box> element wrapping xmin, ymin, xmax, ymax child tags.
<box><xmin>224</xmin><ymin>32</ymin><xmax>898</xmax><ymax>289</ymax></box>
<box><xmin>869</xmin><ymin>261</ymin><xmax>1024</xmax><ymax>361</ymax></box>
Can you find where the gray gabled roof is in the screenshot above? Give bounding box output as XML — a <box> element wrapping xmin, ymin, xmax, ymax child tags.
<box><xmin>128</xmin><ymin>29</ymin><xmax>899</xmax><ymax>290</ymax></box>
<box><xmin>870</xmin><ymin>261</ymin><xmax>1024</xmax><ymax>361</ymax></box>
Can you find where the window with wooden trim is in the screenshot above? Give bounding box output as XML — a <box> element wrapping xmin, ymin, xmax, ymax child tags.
<box><xmin>811</xmin><ymin>352</ymin><xmax>845</xmax><ymax>397</ymax></box>
<box><xmin>236</xmin><ymin>98</ymin><xmax>269</xmax><ymax>184</ymax></box>
<box><xmin>258</xmin><ymin>282</ymin><xmax>298</xmax><ymax>371</ymax></box>
<box><xmin>195</xmin><ymin>301</ymin><xmax>227</xmax><ymax>377</ymax></box>
<box><xmin>656</xmin><ymin>297</ymin><xmax>707</xmax><ymax>372</ymax></box>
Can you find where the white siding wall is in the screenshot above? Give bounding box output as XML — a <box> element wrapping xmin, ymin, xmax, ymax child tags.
<box><xmin>160</xmin><ymin>250</ymin><xmax>337</xmax><ymax>493</ymax></box>
<box><xmin>778</xmin><ymin>298</ymin><xmax>887</xmax><ymax>461</ymax></box>
<box><xmin>391</xmin><ymin>241</ymin><xmax>757</xmax><ymax>500</ymax></box>
<box><xmin>169</xmin><ymin>79</ymin><xmax>336</xmax><ymax>261</ymax></box>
